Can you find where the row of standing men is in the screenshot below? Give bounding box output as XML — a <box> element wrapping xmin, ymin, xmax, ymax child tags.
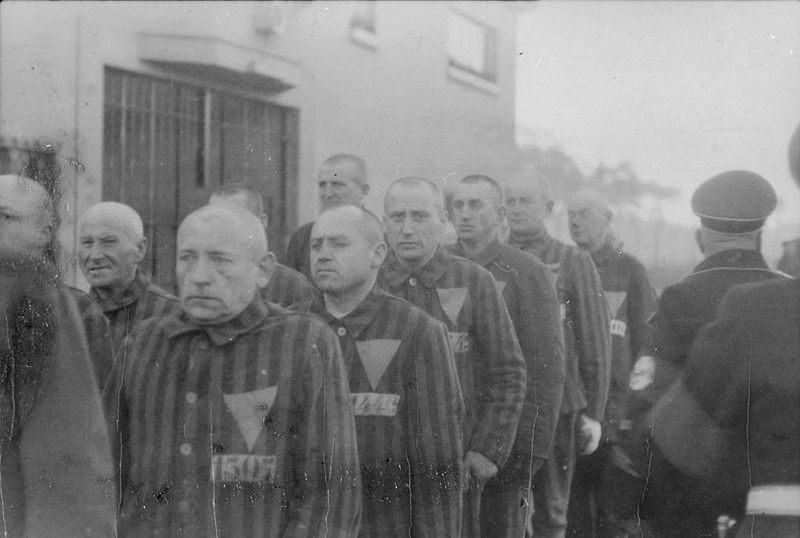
<box><xmin>0</xmin><ymin>126</ymin><xmax>798</xmax><ymax>536</ymax></box>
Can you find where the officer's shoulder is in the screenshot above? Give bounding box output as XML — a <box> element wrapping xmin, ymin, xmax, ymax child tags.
<box><xmin>720</xmin><ymin>278</ymin><xmax>799</xmax><ymax>319</ymax></box>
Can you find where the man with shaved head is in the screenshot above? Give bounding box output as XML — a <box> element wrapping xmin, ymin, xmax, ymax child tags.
<box><xmin>292</xmin><ymin>205</ymin><xmax>464</xmax><ymax>536</ymax></box>
<box><xmin>505</xmin><ymin>173</ymin><xmax>611</xmax><ymax>538</ymax></box>
<box><xmin>209</xmin><ymin>184</ymin><xmax>314</xmax><ymax>306</ymax></box>
<box><xmin>566</xmin><ymin>189</ymin><xmax>655</xmax><ymax>537</ymax></box>
<box><xmin>285</xmin><ymin>153</ymin><xmax>370</xmax><ymax>280</ymax></box>
<box><xmin>78</xmin><ymin>201</ymin><xmax>179</xmax><ymax>350</ymax></box>
<box><xmin>105</xmin><ymin>203</ymin><xmax>361</xmax><ymax>537</ymax></box>
<box><xmin>449</xmin><ymin>174</ymin><xmax>565</xmax><ymax>537</ymax></box>
<box><xmin>0</xmin><ymin>171</ymin><xmax>115</xmax><ymax>535</ymax></box>
<box><xmin>378</xmin><ymin>176</ymin><xmax>526</xmax><ymax>536</ymax></box>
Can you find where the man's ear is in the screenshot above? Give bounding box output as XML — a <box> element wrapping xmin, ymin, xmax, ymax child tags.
<box><xmin>361</xmin><ymin>184</ymin><xmax>370</xmax><ymax>198</ymax></box>
<box><xmin>135</xmin><ymin>236</ymin><xmax>148</xmax><ymax>263</ymax></box>
<box><xmin>255</xmin><ymin>252</ymin><xmax>277</xmax><ymax>289</ymax></box>
<box><xmin>545</xmin><ymin>200</ymin><xmax>555</xmax><ymax>216</ymax></box>
<box><xmin>371</xmin><ymin>242</ymin><xmax>388</xmax><ymax>269</ymax></box>
<box><xmin>695</xmin><ymin>228</ymin><xmax>705</xmax><ymax>254</ymax></box>
<box><xmin>497</xmin><ymin>206</ymin><xmax>507</xmax><ymax>221</ymax></box>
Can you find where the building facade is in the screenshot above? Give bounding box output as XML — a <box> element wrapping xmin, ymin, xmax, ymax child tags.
<box><xmin>0</xmin><ymin>1</ymin><xmax>518</xmax><ymax>290</ymax></box>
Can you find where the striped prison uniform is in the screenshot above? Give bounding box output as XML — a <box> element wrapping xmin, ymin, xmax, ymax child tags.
<box><xmin>508</xmin><ymin>229</ymin><xmax>611</xmax><ymax>537</ymax></box>
<box><xmin>261</xmin><ymin>262</ymin><xmax>315</xmax><ymax>307</ymax></box>
<box><xmin>451</xmin><ymin>238</ymin><xmax>566</xmax><ymax>537</ymax></box>
<box><xmin>378</xmin><ymin>247</ymin><xmax>526</xmax><ymax>536</ymax></box>
<box><xmin>104</xmin><ymin>298</ymin><xmax>361</xmax><ymax>537</ymax></box>
<box><xmin>379</xmin><ymin>247</ymin><xmax>525</xmax><ymax>467</ymax></box>
<box><xmin>567</xmin><ymin>239</ymin><xmax>655</xmax><ymax>538</ymax></box>
<box><xmin>293</xmin><ymin>285</ymin><xmax>464</xmax><ymax>537</ymax></box>
<box><xmin>284</xmin><ymin>221</ymin><xmax>314</xmax><ymax>281</ymax></box>
<box><xmin>90</xmin><ymin>269</ymin><xmax>180</xmax><ymax>352</ymax></box>
<box><xmin>66</xmin><ymin>286</ymin><xmax>116</xmax><ymax>389</ymax></box>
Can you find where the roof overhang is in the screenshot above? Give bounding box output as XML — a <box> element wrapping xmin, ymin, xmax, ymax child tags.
<box><xmin>138</xmin><ymin>33</ymin><xmax>301</xmax><ymax>93</ymax></box>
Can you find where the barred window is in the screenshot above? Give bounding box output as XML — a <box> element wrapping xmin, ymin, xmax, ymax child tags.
<box><xmin>103</xmin><ymin>68</ymin><xmax>298</xmax><ymax>290</ymax></box>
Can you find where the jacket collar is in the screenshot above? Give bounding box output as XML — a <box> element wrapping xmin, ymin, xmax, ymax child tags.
<box><xmin>450</xmin><ymin>237</ymin><xmax>503</xmax><ymax>267</ymax></box>
<box><xmin>507</xmin><ymin>228</ymin><xmax>552</xmax><ymax>252</ymax></box>
<box><xmin>381</xmin><ymin>246</ymin><xmax>450</xmax><ymax>289</ymax></box>
<box><xmin>164</xmin><ymin>295</ymin><xmax>269</xmax><ymax>346</ymax></box>
<box><xmin>90</xmin><ymin>268</ymin><xmax>148</xmax><ymax>313</ymax></box>
<box><xmin>310</xmin><ymin>284</ymin><xmax>387</xmax><ymax>339</ymax></box>
<box><xmin>693</xmin><ymin>249</ymin><xmax>769</xmax><ymax>273</ymax></box>
<box><xmin>589</xmin><ymin>240</ymin><xmax>621</xmax><ymax>267</ymax></box>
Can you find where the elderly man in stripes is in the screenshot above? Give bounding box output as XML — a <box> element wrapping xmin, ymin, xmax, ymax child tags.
<box><xmin>566</xmin><ymin>189</ymin><xmax>656</xmax><ymax>537</ymax></box>
<box><xmin>105</xmin><ymin>203</ymin><xmax>361</xmax><ymax>537</ymax></box>
<box><xmin>209</xmin><ymin>184</ymin><xmax>315</xmax><ymax>306</ymax></box>
<box><xmin>292</xmin><ymin>205</ymin><xmax>464</xmax><ymax>536</ymax></box>
<box><xmin>505</xmin><ymin>172</ymin><xmax>611</xmax><ymax>538</ymax></box>
<box><xmin>78</xmin><ymin>202</ymin><xmax>180</xmax><ymax>352</ymax></box>
<box><xmin>378</xmin><ymin>176</ymin><xmax>526</xmax><ymax>537</ymax></box>
<box><xmin>449</xmin><ymin>174</ymin><xmax>566</xmax><ymax>537</ymax></box>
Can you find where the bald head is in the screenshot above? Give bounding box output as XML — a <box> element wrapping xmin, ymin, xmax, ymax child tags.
<box><xmin>568</xmin><ymin>189</ymin><xmax>612</xmax><ymax>252</ymax></box>
<box><xmin>385</xmin><ymin>176</ymin><xmax>444</xmax><ymax>213</ymax></box>
<box><xmin>176</xmin><ymin>204</ymin><xmax>270</xmax><ymax>324</ymax></box>
<box><xmin>318</xmin><ymin>154</ymin><xmax>369</xmax><ymax>211</ymax></box>
<box><xmin>178</xmin><ymin>204</ymin><xmax>268</xmax><ymax>262</ymax></box>
<box><xmin>0</xmin><ymin>174</ymin><xmax>56</xmax><ymax>256</ymax></box>
<box><xmin>78</xmin><ymin>202</ymin><xmax>147</xmax><ymax>295</ymax></box>
<box><xmin>79</xmin><ymin>202</ymin><xmax>144</xmax><ymax>241</ymax></box>
<box><xmin>311</xmin><ymin>205</ymin><xmax>387</xmax><ymax>300</ymax></box>
<box><xmin>315</xmin><ymin>206</ymin><xmax>384</xmax><ymax>247</ymax></box>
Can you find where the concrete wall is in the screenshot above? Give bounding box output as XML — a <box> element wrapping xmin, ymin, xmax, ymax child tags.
<box><xmin>0</xmin><ymin>1</ymin><xmax>518</xmax><ymax>284</ymax></box>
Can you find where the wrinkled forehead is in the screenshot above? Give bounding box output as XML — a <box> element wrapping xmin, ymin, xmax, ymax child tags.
<box><xmin>386</xmin><ymin>184</ymin><xmax>441</xmax><ymax>212</ymax></box>
<box><xmin>454</xmin><ymin>181</ymin><xmax>500</xmax><ymax>205</ymax></box>
<box><xmin>178</xmin><ymin>214</ymin><xmax>256</xmax><ymax>254</ymax></box>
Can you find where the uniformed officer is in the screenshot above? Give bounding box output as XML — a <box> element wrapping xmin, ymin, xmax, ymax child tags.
<box><xmin>566</xmin><ymin>189</ymin><xmax>656</xmax><ymax>538</ymax></box>
<box><xmin>634</xmin><ymin>169</ymin><xmax>787</xmax><ymax>537</ymax></box>
<box><xmin>650</xmin><ymin>123</ymin><xmax>800</xmax><ymax>538</ymax></box>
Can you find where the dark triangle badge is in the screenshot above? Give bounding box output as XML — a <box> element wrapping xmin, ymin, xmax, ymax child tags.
<box><xmin>605</xmin><ymin>291</ymin><xmax>627</xmax><ymax>317</ymax></box>
<box><xmin>436</xmin><ymin>287</ymin><xmax>468</xmax><ymax>326</ymax></box>
<box><xmin>356</xmin><ymin>339</ymin><xmax>401</xmax><ymax>391</ymax></box>
<box><xmin>223</xmin><ymin>386</ymin><xmax>278</xmax><ymax>452</ymax></box>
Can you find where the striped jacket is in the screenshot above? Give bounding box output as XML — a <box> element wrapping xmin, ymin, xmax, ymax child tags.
<box><xmin>589</xmin><ymin>241</ymin><xmax>655</xmax><ymax>429</ymax></box>
<box><xmin>450</xmin><ymin>238</ymin><xmax>565</xmax><ymax>461</ymax></box>
<box><xmin>293</xmin><ymin>285</ymin><xmax>464</xmax><ymax>537</ymax></box>
<box><xmin>378</xmin><ymin>247</ymin><xmax>525</xmax><ymax>468</ymax></box>
<box><xmin>508</xmin><ymin>230</ymin><xmax>611</xmax><ymax>421</ymax></box>
<box><xmin>66</xmin><ymin>286</ymin><xmax>116</xmax><ymax>388</ymax></box>
<box><xmin>284</xmin><ymin>221</ymin><xmax>314</xmax><ymax>281</ymax></box>
<box><xmin>90</xmin><ymin>269</ymin><xmax>180</xmax><ymax>351</ymax></box>
<box><xmin>105</xmin><ymin>298</ymin><xmax>361</xmax><ymax>537</ymax></box>
<box><xmin>261</xmin><ymin>262</ymin><xmax>315</xmax><ymax>307</ymax></box>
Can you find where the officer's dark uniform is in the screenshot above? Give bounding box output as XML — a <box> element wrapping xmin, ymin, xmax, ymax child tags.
<box><xmin>630</xmin><ymin>170</ymin><xmax>785</xmax><ymax>537</ymax></box>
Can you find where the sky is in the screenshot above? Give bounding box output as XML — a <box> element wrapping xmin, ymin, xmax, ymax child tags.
<box><xmin>516</xmin><ymin>1</ymin><xmax>800</xmax><ymax>242</ymax></box>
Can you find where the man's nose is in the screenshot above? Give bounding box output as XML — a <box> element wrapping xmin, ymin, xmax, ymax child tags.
<box><xmin>399</xmin><ymin>217</ymin><xmax>416</xmax><ymax>235</ymax></box>
<box><xmin>184</xmin><ymin>258</ymin><xmax>214</xmax><ymax>285</ymax></box>
<box><xmin>89</xmin><ymin>243</ymin><xmax>105</xmax><ymax>259</ymax></box>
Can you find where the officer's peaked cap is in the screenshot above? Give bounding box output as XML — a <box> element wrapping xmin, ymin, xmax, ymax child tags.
<box><xmin>691</xmin><ymin>170</ymin><xmax>776</xmax><ymax>233</ymax></box>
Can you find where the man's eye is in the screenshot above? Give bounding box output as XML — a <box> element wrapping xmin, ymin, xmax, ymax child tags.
<box><xmin>310</xmin><ymin>242</ymin><xmax>322</xmax><ymax>251</ymax></box>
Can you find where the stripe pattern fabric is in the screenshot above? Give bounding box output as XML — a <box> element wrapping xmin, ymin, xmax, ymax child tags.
<box><xmin>293</xmin><ymin>285</ymin><xmax>464</xmax><ymax>537</ymax></box>
<box><xmin>105</xmin><ymin>298</ymin><xmax>361</xmax><ymax>537</ymax></box>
